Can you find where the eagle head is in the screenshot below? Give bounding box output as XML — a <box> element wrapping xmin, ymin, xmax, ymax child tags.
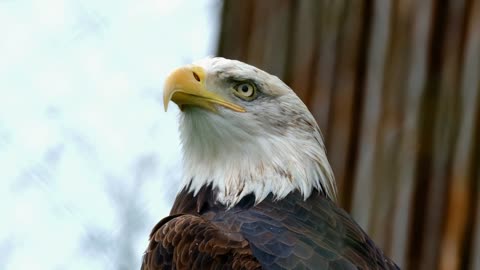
<box><xmin>164</xmin><ymin>57</ymin><xmax>335</xmax><ymax>207</ymax></box>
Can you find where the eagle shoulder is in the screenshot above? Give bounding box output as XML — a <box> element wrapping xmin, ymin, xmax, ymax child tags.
<box><xmin>143</xmin><ymin>187</ymin><xmax>399</xmax><ymax>270</ymax></box>
<box><xmin>141</xmin><ymin>214</ymin><xmax>261</xmax><ymax>270</ymax></box>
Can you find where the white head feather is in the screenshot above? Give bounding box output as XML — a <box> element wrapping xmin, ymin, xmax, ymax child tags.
<box><xmin>173</xmin><ymin>57</ymin><xmax>336</xmax><ymax>207</ymax></box>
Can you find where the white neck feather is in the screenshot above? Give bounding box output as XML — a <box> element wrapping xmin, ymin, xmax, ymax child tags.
<box><xmin>178</xmin><ymin>107</ymin><xmax>336</xmax><ymax>208</ymax></box>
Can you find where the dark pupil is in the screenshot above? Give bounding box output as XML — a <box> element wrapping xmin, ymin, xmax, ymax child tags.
<box><xmin>241</xmin><ymin>85</ymin><xmax>249</xmax><ymax>92</ymax></box>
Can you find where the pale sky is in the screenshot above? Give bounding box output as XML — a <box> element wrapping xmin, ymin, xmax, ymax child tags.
<box><xmin>0</xmin><ymin>0</ymin><xmax>221</xmax><ymax>269</ymax></box>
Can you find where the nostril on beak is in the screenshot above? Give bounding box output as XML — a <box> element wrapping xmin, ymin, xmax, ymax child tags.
<box><xmin>192</xmin><ymin>71</ymin><xmax>200</xmax><ymax>82</ymax></box>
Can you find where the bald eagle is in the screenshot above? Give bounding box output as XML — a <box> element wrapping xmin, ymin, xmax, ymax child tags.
<box><xmin>142</xmin><ymin>58</ymin><xmax>399</xmax><ymax>269</ymax></box>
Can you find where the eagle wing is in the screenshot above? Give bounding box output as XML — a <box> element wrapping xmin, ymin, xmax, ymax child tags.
<box><xmin>231</xmin><ymin>196</ymin><xmax>400</xmax><ymax>269</ymax></box>
<box><xmin>141</xmin><ymin>214</ymin><xmax>261</xmax><ymax>270</ymax></box>
<box><xmin>142</xmin><ymin>190</ymin><xmax>399</xmax><ymax>270</ymax></box>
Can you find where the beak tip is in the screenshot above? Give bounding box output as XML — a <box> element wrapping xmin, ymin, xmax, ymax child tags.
<box><xmin>163</xmin><ymin>99</ymin><xmax>169</xmax><ymax>112</ymax></box>
<box><xmin>163</xmin><ymin>89</ymin><xmax>172</xmax><ymax>112</ymax></box>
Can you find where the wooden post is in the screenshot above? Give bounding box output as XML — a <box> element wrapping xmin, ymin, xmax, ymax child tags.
<box><xmin>216</xmin><ymin>0</ymin><xmax>480</xmax><ymax>269</ymax></box>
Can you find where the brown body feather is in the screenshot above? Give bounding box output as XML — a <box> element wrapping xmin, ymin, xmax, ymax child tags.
<box><xmin>142</xmin><ymin>186</ymin><xmax>399</xmax><ymax>270</ymax></box>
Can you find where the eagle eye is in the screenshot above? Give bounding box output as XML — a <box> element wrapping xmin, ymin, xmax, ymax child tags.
<box><xmin>192</xmin><ymin>71</ymin><xmax>201</xmax><ymax>82</ymax></box>
<box><xmin>233</xmin><ymin>82</ymin><xmax>256</xmax><ymax>100</ymax></box>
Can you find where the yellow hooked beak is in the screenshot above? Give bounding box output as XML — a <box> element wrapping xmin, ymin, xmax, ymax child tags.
<box><xmin>163</xmin><ymin>66</ymin><xmax>245</xmax><ymax>113</ymax></box>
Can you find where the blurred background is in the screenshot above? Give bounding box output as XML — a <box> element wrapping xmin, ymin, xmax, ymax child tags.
<box><xmin>0</xmin><ymin>0</ymin><xmax>220</xmax><ymax>269</ymax></box>
<box><xmin>216</xmin><ymin>1</ymin><xmax>480</xmax><ymax>270</ymax></box>
<box><xmin>1</xmin><ymin>0</ymin><xmax>479</xmax><ymax>270</ymax></box>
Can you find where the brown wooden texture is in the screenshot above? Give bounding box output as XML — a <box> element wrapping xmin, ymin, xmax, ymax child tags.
<box><xmin>217</xmin><ymin>0</ymin><xmax>480</xmax><ymax>269</ymax></box>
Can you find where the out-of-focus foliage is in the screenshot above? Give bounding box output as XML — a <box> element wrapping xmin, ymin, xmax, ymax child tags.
<box><xmin>0</xmin><ymin>0</ymin><xmax>221</xmax><ymax>269</ymax></box>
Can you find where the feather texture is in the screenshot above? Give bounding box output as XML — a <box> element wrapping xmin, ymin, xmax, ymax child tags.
<box><xmin>142</xmin><ymin>187</ymin><xmax>399</xmax><ymax>270</ymax></box>
<box><xmin>178</xmin><ymin>58</ymin><xmax>335</xmax><ymax>207</ymax></box>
